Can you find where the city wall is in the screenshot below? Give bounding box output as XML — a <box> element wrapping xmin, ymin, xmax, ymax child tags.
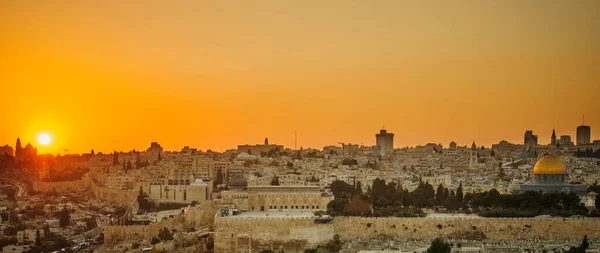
<box><xmin>32</xmin><ymin>177</ymin><xmax>136</xmax><ymax>206</ymax></box>
<box><xmin>33</xmin><ymin>178</ymin><xmax>90</xmax><ymax>193</ymax></box>
<box><xmin>89</xmin><ymin>178</ymin><xmax>137</xmax><ymax>206</ymax></box>
<box><xmin>214</xmin><ymin>216</ymin><xmax>600</xmax><ymax>253</ymax></box>
<box><xmin>103</xmin><ymin>202</ymin><xmax>219</xmax><ymax>243</ymax></box>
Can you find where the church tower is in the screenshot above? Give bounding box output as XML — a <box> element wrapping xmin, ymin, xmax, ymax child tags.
<box><xmin>551</xmin><ymin>129</ymin><xmax>557</xmax><ymax>146</ymax></box>
<box><xmin>469</xmin><ymin>141</ymin><xmax>478</xmax><ymax>170</ymax></box>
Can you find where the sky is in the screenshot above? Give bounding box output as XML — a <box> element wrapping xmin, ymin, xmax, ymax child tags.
<box><xmin>1</xmin><ymin>0</ymin><xmax>599</xmax><ymax>154</ymax></box>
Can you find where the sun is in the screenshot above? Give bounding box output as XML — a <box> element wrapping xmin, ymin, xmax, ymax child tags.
<box><xmin>37</xmin><ymin>133</ymin><xmax>52</xmax><ymax>146</ymax></box>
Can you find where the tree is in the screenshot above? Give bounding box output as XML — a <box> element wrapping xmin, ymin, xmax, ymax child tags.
<box><xmin>355</xmin><ymin>180</ymin><xmax>363</xmax><ymax>193</ymax></box>
<box><xmin>427</xmin><ymin>238</ymin><xmax>452</xmax><ymax>253</ymax></box>
<box><xmin>435</xmin><ymin>184</ymin><xmax>445</xmax><ymax>204</ymax></box>
<box><xmin>344</xmin><ymin>196</ymin><xmax>371</xmax><ymax>216</ymax></box>
<box><xmin>158</xmin><ymin>227</ymin><xmax>173</xmax><ymax>241</ymax></box>
<box><xmin>270</xmin><ymin>176</ymin><xmax>280</xmax><ymax>186</ymax></box>
<box><xmin>91</xmin><ymin>149</ymin><xmax>95</xmax><ymax>155</ymax></box>
<box><xmin>58</xmin><ymin>205</ymin><xmax>70</xmax><ymax>227</ymax></box>
<box><xmin>112</xmin><ymin>152</ymin><xmax>119</xmax><ymax>165</ymax></box>
<box><xmin>456</xmin><ymin>183</ymin><xmax>464</xmax><ymax>203</ymax></box>
<box><xmin>35</xmin><ymin>229</ymin><xmax>41</xmax><ymax>245</ymax></box>
<box><xmin>150</xmin><ymin>237</ymin><xmax>160</xmax><ymax>245</ymax></box>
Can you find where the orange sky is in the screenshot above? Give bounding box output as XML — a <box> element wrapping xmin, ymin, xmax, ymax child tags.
<box><xmin>1</xmin><ymin>1</ymin><xmax>599</xmax><ymax>154</ymax></box>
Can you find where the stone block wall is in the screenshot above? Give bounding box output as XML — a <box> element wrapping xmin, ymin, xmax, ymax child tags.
<box><xmin>214</xmin><ymin>216</ymin><xmax>600</xmax><ymax>253</ymax></box>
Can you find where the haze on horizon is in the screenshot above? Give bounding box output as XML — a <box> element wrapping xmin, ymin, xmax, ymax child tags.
<box><xmin>1</xmin><ymin>0</ymin><xmax>599</xmax><ymax>154</ymax></box>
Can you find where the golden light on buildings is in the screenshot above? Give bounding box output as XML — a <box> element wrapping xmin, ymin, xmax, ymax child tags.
<box><xmin>533</xmin><ymin>154</ymin><xmax>566</xmax><ymax>175</ymax></box>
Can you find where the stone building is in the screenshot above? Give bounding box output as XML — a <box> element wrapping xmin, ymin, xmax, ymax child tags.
<box><xmin>220</xmin><ymin>174</ymin><xmax>333</xmax><ymax>211</ymax></box>
<box><xmin>149</xmin><ymin>179</ymin><xmax>209</xmax><ymax>204</ymax></box>
<box><xmin>519</xmin><ymin>154</ymin><xmax>587</xmax><ymax>195</ymax></box>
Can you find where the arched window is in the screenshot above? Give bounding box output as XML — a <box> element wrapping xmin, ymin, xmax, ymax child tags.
<box><xmin>185</xmin><ymin>179</ymin><xmax>190</xmax><ymax>185</ymax></box>
<box><xmin>168</xmin><ymin>180</ymin><xmax>173</xmax><ymax>185</ymax></box>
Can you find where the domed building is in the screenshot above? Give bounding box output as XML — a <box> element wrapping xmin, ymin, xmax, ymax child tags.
<box><xmin>220</xmin><ymin>173</ymin><xmax>333</xmax><ymax>212</ymax></box>
<box><xmin>519</xmin><ymin>154</ymin><xmax>587</xmax><ymax>195</ymax></box>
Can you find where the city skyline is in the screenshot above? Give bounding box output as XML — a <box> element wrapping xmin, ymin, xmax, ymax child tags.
<box><xmin>2</xmin><ymin>1</ymin><xmax>599</xmax><ymax>154</ymax></box>
<box><xmin>1</xmin><ymin>122</ymin><xmax>596</xmax><ymax>155</ymax></box>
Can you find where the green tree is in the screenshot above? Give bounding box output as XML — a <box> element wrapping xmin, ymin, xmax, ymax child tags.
<box><xmin>112</xmin><ymin>152</ymin><xmax>119</xmax><ymax>165</ymax></box>
<box><xmin>344</xmin><ymin>196</ymin><xmax>371</xmax><ymax>216</ymax></box>
<box><xmin>427</xmin><ymin>238</ymin><xmax>452</xmax><ymax>253</ymax></box>
<box><xmin>158</xmin><ymin>227</ymin><xmax>173</xmax><ymax>241</ymax></box>
<box><xmin>35</xmin><ymin>229</ymin><xmax>41</xmax><ymax>245</ymax></box>
<box><xmin>435</xmin><ymin>184</ymin><xmax>444</xmax><ymax>204</ymax></box>
<box><xmin>58</xmin><ymin>205</ymin><xmax>70</xmax><ymax>227</ymax></box>
<box><xmin>456</xmin><ymin>183</ymin><xmax>464</xmax><ymax>203</ymax></box>
<box><xmin>271</xmin><ymin>176</ymin><xmax>280</xmax><ymax>186</ymax></box>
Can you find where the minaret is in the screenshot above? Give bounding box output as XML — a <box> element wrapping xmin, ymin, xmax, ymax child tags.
<box><xmin>551</xmin><ymin>129</ymin><xmax>557</xmax><ymax>146</ymax></box>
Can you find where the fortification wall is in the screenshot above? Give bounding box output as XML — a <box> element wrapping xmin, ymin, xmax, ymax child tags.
<box><xmin>33</xmin><ymin>178</ymin><xmax>90</xmax><ymax>193</ymax></box>
<box><xmin>104</xmin><ymin>202</ymin><xmax>219</xmax><ymax>243</ymax></box>
<box><xmin>214</xmin><ymin>216</ymin><xmax>600</xmax><ymax>253</ymax></box>
<box><xmin>89</xmin><ymin>178</ymin><xmax>137</xmax><ymax>206</ymax></box>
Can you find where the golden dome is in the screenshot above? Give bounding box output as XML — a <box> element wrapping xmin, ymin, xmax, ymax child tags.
<box><xmin>533</xmin><ymin>154</ymin><xmax>565</xmax><ymax>175</ymax></box>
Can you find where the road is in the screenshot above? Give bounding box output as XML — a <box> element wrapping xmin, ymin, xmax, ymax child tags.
<box><xmin>0</xmin><ymin>177</ymin><xmax>27</xmax><ymax>198</ymax></box>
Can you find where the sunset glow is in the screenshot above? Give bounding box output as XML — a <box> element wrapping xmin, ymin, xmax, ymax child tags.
<box><xmin>37</xmin><ymin>133</ymin><xmax>52</xmax><ymax>146</ymax></box>
<box><xmin>0</xmin><ymin>1</ymin><xmax>599</xmax><ymax>154</ymax></box>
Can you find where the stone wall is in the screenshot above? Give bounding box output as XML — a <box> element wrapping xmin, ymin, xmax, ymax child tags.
<box><xmin>33</xmin><ymin>178</ymin><xmax>90</xmax><ymax>193</ymax></box>
<box><xmin>214</xmin><ymin>216</ymin><xmax>600</xmax><ymax>253</ymax></box>
<box><xmin>104</xmin><ymin>202</ymin><xmax>219</xmax><ymax>243</ymax></box>
<box><xmin>89</xmin><ymin>178</ymin><xmax>137</xmax><ymax>206</ymax></box>
<box><xmin>32</xmin><ymin>177</ymin><xmax>136</xmax><ymax>206</ymax></box>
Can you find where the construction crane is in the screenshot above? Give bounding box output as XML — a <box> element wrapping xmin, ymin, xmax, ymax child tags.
<box><xmin>57</xmin><ymin>149</ymin><xmax>69</xmax><ymax>155</ymax></box>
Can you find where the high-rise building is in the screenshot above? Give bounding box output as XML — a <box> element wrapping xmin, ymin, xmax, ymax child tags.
<box><xmin>375</xmin><ymin>129</ymin><xmax>394</xmax><ymax>156</ymax></box>
<box><xmin>551</xmin><ymin>129</ymin><xmax>556</xmax><ymax>146</ymax></box>
<box><xmin>524</xmin><ymin>130</ymin><xmax>538</xmax><ymax>147</ymax></box>
<box><xmin>576</xmin><ymin>125</ymin><xmax>591</xmax><ymax>145</ymax></box>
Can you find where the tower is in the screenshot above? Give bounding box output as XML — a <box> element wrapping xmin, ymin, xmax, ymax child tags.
<box><xmin>576</xmin><ymin>125</ymin><xmax>591</xmax><ymax>145</ymax></box>
<box><xmin>469</xmin><ymin>141</ymin><xmax>478</xmax><ymax>170</ymax></box>
<box><xmin>375</xmin><ymin>129</ymin><xmax>394</xmax><ymax>156</ymax></box>
<box><xmin>524</xmin><ymin>130</ymin><xmax>538</xmax><ymax>148</ymax></box>
<box><xmin>264</xmin><ymin>138</ymin><xmax>269</xmax><ymax>145</ymax></box>
<box><xmin>551</xmin><ymin>129</ymin><xmax>556</xmax><ymax>146</ymax></box>
<box><xmin>15</xmin><ymin>138</ymin><xmax>22</xmax><ymax>158</ymax></box>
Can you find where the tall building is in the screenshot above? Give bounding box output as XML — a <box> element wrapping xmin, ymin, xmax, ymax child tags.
<box><xmin>524</xmin><ymin>130</ymin><xmax>538</xmax><ymax>147</ymax></box>
<box><xmin>15</xmin><ymin>138</ymin><xmax>22</xmax><ymax>158</ymax></box>
<box><xmin>375</xmin><ymin>129</ymin><xmax>394</xmax><ymax>156</ymax></box>
<box><xmin>551</xmin><ymin>129</ymin><xmax>556</xmax><ymax>146</ymax></box>
<box><xmin>576</xmin><ymin>125</ymin><xmax>591</xmax><ymax>145</ymax></box>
